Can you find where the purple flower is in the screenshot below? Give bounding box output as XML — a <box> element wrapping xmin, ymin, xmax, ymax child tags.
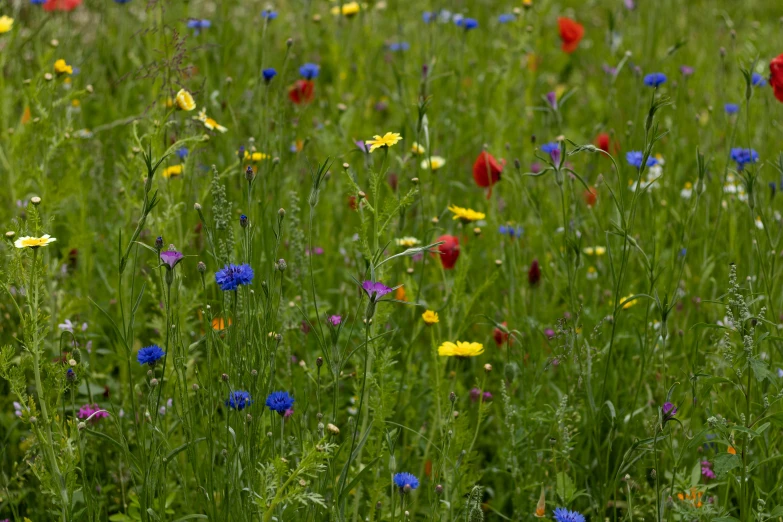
<box><xmin>662</xmin><ymin>402</ymin><xmax>678</xmax><ymax>422</ymax></box>
<box><xmin>701</xmin><ymin>460</ymin><xmax>716</xmax><ymax>480</ymax></box>
<box><xmin>328</xmin><ymin>315</ymin><xmax>342</xmax><ymax>326</ymax></box>
<box><xmin>680</xmin><ymin>65</ymin><xmax>694</xmax><ymax>77</ymax></box>
<box><xmin>482</xmin><ymin>391</ymin><xmax>493</xmax><ymax>402</ymax></box>
<box><xmin>602</xmin><ymin>63</ymin><xmax>617</xmax><ymax>76</ymax></box>
<box><xmin>624</xmin><ymin>0</ymin><xmax>635</xmax><ymax>8</ymax></box>
<box><xmin>544</xmin><ymin>328</ymin><xmax>555</xmax><ymax>339</ymax></box>
<box><xmin>362</xmin><ymin>280</ymin><xmax>392</xmax><ymax>300</ymax></box>
<box><xmin>160</xmin><ymin>249</ymin><xmax>184</xmax><ymax>269</ymax></box>
<box><xmin>78</xmin><ymin>403</ymin><xmax>109</xmax><ymax>424</ymax></box>
<box><xmin>546</xmin><ymin>91</ymin><xmax>557</xmax><ymax>110</ymax></box>
<box><xmin>470</xmin><ymin>387</ymin><xmax>481</xmax><ymax>402</ymax></box>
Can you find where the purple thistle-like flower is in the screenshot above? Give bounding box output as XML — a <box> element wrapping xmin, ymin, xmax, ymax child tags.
<box><xmin>160</xmin><ymin>249</ymin><xmax>184</xmax><ymax>269</ymax></box>
<box><xmin>328</xmin><ymin>315</ymin><xmax>342</xmax><ymax>326</ymax></box>
<box><xmin>362</xmin><ymin>280</ymin><xmax>393</xmax><ymax>299</ymax></box>
<box><xmin>78</xmin><ymin>403</ymin><xmax>109</xmax><ymax>424</ymax></box>
<box><xmin>701</xmin><ymin>460</ymin><xmax>716</xmax><ymax>480</ymax></box>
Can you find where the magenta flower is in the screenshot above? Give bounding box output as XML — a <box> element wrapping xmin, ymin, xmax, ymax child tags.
<box><xmin>701</xmin><ymin>460</ymin><xmax>715</xmax><ymax>480</ymax></box>
<box><xmin>328</xmin><ymin>315</ymin><xmax>342</xmax><ymax>326</ymax></box>
<box><xmin>470</xmin><ymin>387</ymin><xmax>481</xmax><ymax>402</ymax></box>
<box><xmin>662</xmin><ymin>402</ymin><xmax>678</xmax><ymax>422</ymax></box>
<box><xmin>78</xmin><ymin>403</ymin><xmax>109</xmax><ymax>424</ymax></box>
<box><xmin>362</xmin><ymin>280</ymin><xmax>392</xmax><ymax>300</ymax></box>
<box><xmin>160</xmin><ymin>249</ymin><xmax>184</xmax><ymax>269</ymax></box>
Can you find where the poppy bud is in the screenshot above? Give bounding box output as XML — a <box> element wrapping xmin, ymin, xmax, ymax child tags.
<box><xmin>493</xmin><ymin>322</ymin><xmax>510</xmax><ymax>347</ymax></box>
<box><xmin>472</xmin><ymin>151</ymin><xmax>504</xmax><ymax>189</ymax></box>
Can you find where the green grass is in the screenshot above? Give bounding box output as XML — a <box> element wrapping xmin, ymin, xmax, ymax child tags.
<box><xmin>1</xmin><ymin>0</ymin><xmax>783</xmax><ymax>520</ymax></box>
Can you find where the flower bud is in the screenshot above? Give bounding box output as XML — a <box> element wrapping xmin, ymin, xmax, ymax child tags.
<box><xmin>31</xmin><ymin>196</ymin><xmax>41</xmax><ymax>206</ymax></box>
<box><xmin>197</xmin><ymin>261</ymin><xmax>206</xmax><ymax>273</ymax></box>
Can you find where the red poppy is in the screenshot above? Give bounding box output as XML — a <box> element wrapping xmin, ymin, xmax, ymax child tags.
<box><xmin>43</xmin><ymin>0</ymin><xmax>82</xmax><ymax>11</ymax></box>
<box><xmin>528</xmin><ymin>259</ymin><xmax>541</xmax><ymax>287</ymax></box>
<box><xmin>435</xmin><ymin>235</ymin><xmax>460</xmax><ymax>270</ymax></box>
<box><xmin>472</xmin><ymin>151</ymin><xmax>505</xmax><ymax>197</ymax></box>
<box><xmin>583</xmin><ymin>187</ymin><xmax>598</xmax><ymax>207</ymax></box>
<box><xmin>770</xmin><ymin>54</ymin><xmax>783</xmax><ymax>103</ymax></box>
<box><xmin>558</xmin><ymin>17</ymin><xmax>584</xmax><ymax>54</ymax></box>
<box><xmin>288</xmin><ymin>79</ymin><xmax>315</xmax><ymax>104</ymax></box>
<box><xmin>595</xmin><ymin>132</ymin><xmax>619</xmax><ymax>154</ymax></box>
<box><xmin>493</xmin><ymin>322</ymin><xmax>510</xmax><ymax>347</ymax></box>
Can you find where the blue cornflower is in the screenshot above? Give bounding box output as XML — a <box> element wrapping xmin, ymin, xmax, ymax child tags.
<box><xmin>553</xmin><ymin>508</ymin><xmax>585</xmax><ymax>522</ymax></box>
<box><xmin>226</xmin><ymin>390</ymin><xmax>252</xmax><ymax>411</ymax></box>
<box><xmin>422</xmin><ymin>11</ymin><xmax>435</xmax><ymax>23</ymax></box>
<box><xmin>262</xmin><ymin>68</ymin><xmax>277</xmax><ymax>82</ymax></box>
<box><xmin>261</xmin><ymin>10</ymin><xmax>278</xmax><ymax>20</ymax></box>
<box><xmin>459</xmin><ymin>17</ymin><xmax>479</xmax><ymax>30</ymax></box>
<box><xmin>299</xmin><ymin>63</ymin><xmax>319</xmax><ymax>80</ymax></box>
<box><xmin>393</xmin><ymin>472</ymin><xmax>419</xmax><ymax>492</ymax></box>
<box><xmin>541</xmin><ymin>142</ymin><xmax>560</xmax><ymax>156</ymax></box>
<box><xmin>137</xmin><ymin>345</ymin><xmax>166</xmax><ymax>366</ymax></box>
<box><xmin>176</xmin><ymin>147</ymin><xmax>188</xmax><ymax>159</ymax></box>
<box><xmin>752</xmin><ymin>72</ymin><xmax>767</xmax><ymax>87</ymax></box>
<box><xmin>498</xmin><ymin>13</ymin><xmax>515</xmax><ymax>23</ymax></box>
<box><xmin>643</xmin><ymin>72</ymin><xmax>667</xmax><ymax>87</ymax></box>
<box><xmin>186</xmin><ymin>19</ymin><xmax>211</xmax><ymax>35</ymax></box>
<box><xmin>626</xmin><ymin>151</ymin><xmax>657</xmax><ymax>168</ymax></box>
<box><xmin>388</xmin><ymin>42</ymin><xmax>410</xmax><ymax>52</ymax></box>
<box><xmin>66</xmin><ymin>368</ymin><xmax>76</xmax><ymax>381</ymax></box>
<box><xmin>113</xmin><ymin>0</ymin><xmax>131</xmax><ymax>3</ymax></box>
<box><xmin>30</xmin><ymin>0</ymin><xmax>46</xmax><ymax>4</ymax></box>
<box><xmin>265</xmin><ymin>391</ymin><xmax>295</xmax><ymax>415</ymax></box>
<box><xmin>499</xmin><ymin>225</ymin><xmax>523</xmax><ymax>238</ymax></box>
<box><xmin>724</xmin><ymin>103</ymin><xmax>739</xmax><ymax>115</ymax></box>
<box><xmin>215</xmin><ymin>263</ymin><xmax>254</xmax><ymax>291</ymax></box>
<box><xmin>730</xmin><ymin>148</ymin><xmax>759</xmax><ymax>171</ymax></box>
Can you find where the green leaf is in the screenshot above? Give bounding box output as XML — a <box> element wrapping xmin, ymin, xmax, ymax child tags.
<box><xmin>555</xmin><ymin>472</ymin><xmax>576</xmax><ymax>503</ymax></box>
<box><xmin>713</xmin><ymin>453</ymin><xmax>741</xmax><ymax>477</ymax></box>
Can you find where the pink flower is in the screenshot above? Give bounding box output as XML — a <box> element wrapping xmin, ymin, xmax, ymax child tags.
<box><xmin>78</xmin><ymin>403</ymin><xmax>109</xmax><ymax>424</ymax></box>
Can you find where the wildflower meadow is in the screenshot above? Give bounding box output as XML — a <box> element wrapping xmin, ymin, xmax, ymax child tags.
<box><xmin>2</xmin><ymin>0</ymin><xmax>783</xmax><ymax>520</ymax></box>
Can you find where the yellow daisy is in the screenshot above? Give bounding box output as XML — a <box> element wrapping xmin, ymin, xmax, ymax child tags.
<box><xmin>14</xmin><ymin>234</ymin><xmax>57</xmax><ymax>249</ymax></box>
<box><xmin>330</xmin><ymin>1</ymin><xmax>360</xmax><ymax>16</ymax></box>
<box><xmin>366</xmin><ymin>132</ymin><xmax>402</xmax><ymax>153</ymax></box>
<box><xmin>196</xmin><ymin>109</ymin><xmax>227</xmax><ymax>133</ymax></box>
<box><xmin>421</xmin><ymin>156</ymin><xmax>446</xmax><ymax>171</ymax></box>
<box><xmin>438</xmin><ymin>341</ymin><xmax>484</xmax><ymax>358</ymax></box>
<box><xmin>422</xmin><ymin>310</ymin><xmax>439</xmax><ymax>325</ymax></box>
<box><xmin>448</xmin><ymin>204</ymin><xmax>485</xmax><ymax>222</ymax></box>
<box><xmin>53</xmin><ymin>59</ymin><xmax>73</xmax><ymax>75</ymax></box>
<box><xmin>162</xmin><ymin>165</ymin><xmax>184</xmax><ymax>178</ymax></box>
<box><xmin>395</xmin><ymin>237</ymin><xmax>420</xmax><ymax>247</ymax></box>
<box><xmin>411</xmin><ymin>142</ymin><xmax>425</xmax><ymax>155</ymax></box>
<box><xmin>0</xmin><ymin>15</ymin><xmax>14</xmax><ymax>34</ymax></box>
<box><xmin>175</xmin><ymin>89</ymin><xmax>196</xmax><ymax>111</ymax></box>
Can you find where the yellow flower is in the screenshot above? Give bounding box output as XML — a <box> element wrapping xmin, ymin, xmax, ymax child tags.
<box><xmin>196</xmin><ymin>109</ymin><xmax>227</xmax><ymax>133</ymax></box>
<box><xmin>523</xmin><ymin>0</ymin><xmax>533</xmax><ymax>6</ymax></box>
<box><xmin>411</xmin><ymin>142</ymin><xmax>425</xmax><ymax>155</ymax></box>
<box><xmin>366</xmin><ymin>132</ymin><xmax>402</xmax><ymax>153</ymax></box>
<box><xmin>331</xmin><ymin>1</ymin><xmax>360</xmax><ymax>16</ymax></box>
<box><xmin>243</xmin><ymin>151</ymin><xmax>269</xmax><ymax>162</ymax></box>
<box><xmin>395</xmin><ymin>237</ymin><xmax>420</xmax><ymax>247</ymax></box>
<box><xmin>162</xmin><ymin>165</ymin><xmax>184</xmax><ymax>178</ymax></box>
<box><xmin>582</xmin><ymin>246</ymin><xmax>606</xmax><ymax>256</ymax></box>
<box><xmin>422</xmin><ymin>310</ymin><xmax>439</xmax><ymax>325</ymax></box>
<box><xmin>0</xmin><ymin>15</ymin><xmax>14</xmax><ymax>34</ymax></box>
<box><xmin>620</xmin><ymin>295</ymin><xmax>638</xmax><ymax>310</ymax></box>
<box><xmin>448</xmin><ymin>204</ymin><xmax>485</xmax><ymax>222</ymax></box>
<box><xmin>53</xmin><ymin>59</ymin><xmax>73</xmax><ymax>75</ymax></box>
<box><xmin>175</xmin><ymin>89</ymin><xmax>196</xmax><ymax>111</ymax></box>
<box><xmin>438</xmin><ymin>341</ymin><xmax>484</xmax><ymax>357</ymax></box>
<box><xmin>421</xmin><ymin>156</ymin><xmax>446</xmax><ymax>171</ymax></box>
<box><xmin>14</xmin><ymin>235</ymin><xmax>57</xmax><ymax>249</ymax></box>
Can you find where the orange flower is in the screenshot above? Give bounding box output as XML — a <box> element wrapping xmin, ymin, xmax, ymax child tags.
<box><xmin>212</xmin><ymin>317</ymin><xmax>232</xmax><ymax>331</ymax></box>
<box><xmin>558</xmin><ymin>17</ymin><xmax>584</xmax><ymax>53</ymax></box>
<box><xmin>728</xmin><ymin>445</ymin><xmax>736</xmax><ymax>455</ymax></box>
<box><xmin>395</xmin><ymin>286</ymin><xmax>407</xmax><ymax>301</ymax></box>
